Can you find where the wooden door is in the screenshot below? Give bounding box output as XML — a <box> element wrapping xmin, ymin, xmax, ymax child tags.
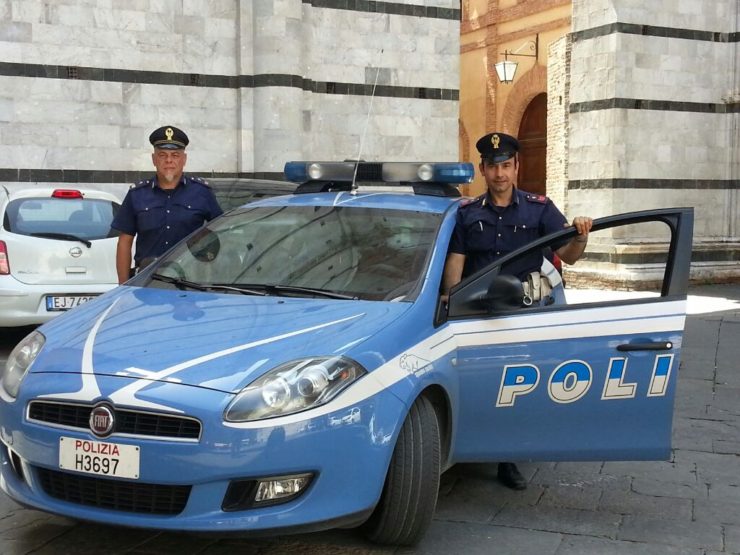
<box><xmin>517</xmin><ymin>93</ymin><xmax>547</xmax><ymax>196</ymax></box>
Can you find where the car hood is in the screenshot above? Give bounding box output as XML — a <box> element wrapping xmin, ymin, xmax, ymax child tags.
<box><xmin>33</xmin><ymin>286</ymin><xmax>412</xmax><ymax>394</ymax></box>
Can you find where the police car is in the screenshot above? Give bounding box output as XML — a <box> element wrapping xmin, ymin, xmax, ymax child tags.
<box><xmin>0</xmin><ymin>161</ymin><xmax>693</xmax><ymax>545</ymax></box>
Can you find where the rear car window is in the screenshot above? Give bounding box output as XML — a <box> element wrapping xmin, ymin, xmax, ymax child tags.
<box><xmin>3</xmin><ymin>197</ymin><xmax>121</xmax><ymax>240</ymax></box>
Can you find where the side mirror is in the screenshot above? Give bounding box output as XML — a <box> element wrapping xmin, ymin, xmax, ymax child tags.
<box><xmin>482</xmin><ymin>274</ymin><xmax>524</xmax><ymax>312</ymax></box>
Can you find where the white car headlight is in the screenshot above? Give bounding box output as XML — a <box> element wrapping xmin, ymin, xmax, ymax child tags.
<box><xmin>224</xmin><ymin>356</ymin><xmax>366</xmax><ymax>422</ymax></box>
<box><xmin>2</xmin><ymin>330</ymin><xmax>45</xmax><ymax>399</ymax></box>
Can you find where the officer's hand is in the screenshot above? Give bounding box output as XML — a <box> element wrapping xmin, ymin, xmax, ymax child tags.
<box><xmin>569</xmin><ymin>216</ymin><xmax>593</xmax><ymax>236</ymax></box>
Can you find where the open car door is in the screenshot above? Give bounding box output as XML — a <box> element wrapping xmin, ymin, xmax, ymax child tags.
<box><xmin>445</xmin><ymin>208</ymin><xmax>693</xmax><ymax>462</ymax></box>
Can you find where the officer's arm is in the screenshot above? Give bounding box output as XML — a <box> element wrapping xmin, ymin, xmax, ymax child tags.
<box><xmin>116</xmin><ymin>233</ymin><xmax>135</xmax><ymax>285</ymax></box>
<box><xmin>555</xmin><ymin>216</ymin><xmax>593</xmax><ymax>265</ymax></box>
<box><xmin>442</xmin><ymin>253</ymin><xmax>466</xmax><ymax>298</ymax></box>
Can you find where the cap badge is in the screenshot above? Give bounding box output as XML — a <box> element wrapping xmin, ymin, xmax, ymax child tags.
<box><xmin>165</xmin><ymin>127</ymin><xmax>174</xmax><ymax>141</ymax></box>
<box><xmin>491</xmin><ymin>134</ymin><xmax>500</xmax><ymax>149</ymax></box>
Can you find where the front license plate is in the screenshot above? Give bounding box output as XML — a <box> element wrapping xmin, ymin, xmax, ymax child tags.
<box><xmin>46</xmin><ymin>295</ymin><xmax>97</xmax><ymax>311</ymax></box>
<box><xmin>59</xmin><ymin>437</ymin><xmax>140</xmax><ymax>479</ymax></box>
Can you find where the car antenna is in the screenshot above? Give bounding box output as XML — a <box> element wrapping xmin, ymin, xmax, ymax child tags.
<box><xmin>351</xmin><ymin>52</ymin><xmax>383</xmax><ymax>196</ymax></box>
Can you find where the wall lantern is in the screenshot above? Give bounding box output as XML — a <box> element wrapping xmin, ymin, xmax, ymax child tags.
<box><xmin>494</xmin><ymin>34</ymin><xmax>539</xmax><ymax>84</ymax></box>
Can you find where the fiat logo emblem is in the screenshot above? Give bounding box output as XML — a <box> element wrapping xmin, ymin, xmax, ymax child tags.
<box><xmin>89</xmin><ymin>404</ymin><xmax>115</xmax><ymax>437</ymax></box>
<box><xmin>69</xmin><ymin>246</ymin><xmax>83</xmax><ymax>258</ymax></box>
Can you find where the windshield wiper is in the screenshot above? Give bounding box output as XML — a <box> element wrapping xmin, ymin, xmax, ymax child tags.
<box><xmin>31</xmin><ymin>232</ymin><xmax>92</xmax><ymax>248</ymax></box>
<box><xmin>205</xmin><ymin>284</ymin><xmax>268</xmax><ymax>296</ymax></box>
<box><xmin>226</xmin><ymin>283</ymin><xmax>356</xmax><ymax>300</ymax></box>
<box><xmin>265</xmin><ymin>284</ymin><xmax>357</xmax><ymax>300</ymax></box>
<box><xmin>150</xmin><ymin>273</ymin><xmax>209</xmax><ymax>291</ymax></box>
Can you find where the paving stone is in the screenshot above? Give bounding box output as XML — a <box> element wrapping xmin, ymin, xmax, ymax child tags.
<box><xmin>27</xmin><ymin>523</ymin><xmax>161</xmax><ymax>555</ymax></box>
<box><xmin>556</xmin><ymin>535</ymin><xmax>702</xmax><ymax>555</ymax></box>
<box><xmin>398</xmin><ymin>522</ymin><xmax>562</xmax><ymax>555</ymax></box>
<box><xmin>617</xmin><ymin>516</ymin><xmax>723</xmax><ymax>550</ymax></box>
<box><xmin>674</xmin><ymin>450</ymin><xmax>740</xmax><ymax>487</ymax></box>
<box><xmin>673</xmin><ymin>379</ymin><xmax>714</xmax><ymax>418</ymax></box>
<box><xmin>713</xmin><ymin>439</ymin><xmax>740</xmax><ymax>455</ymax></box>
<box><xmin>203</xmin><ymin>534</ymin><xmax>382</xmax><ymax>555</ymax></box>
<box><xmin>125</xmin><ymin>532</ymin><xmax>221</xmax><ymax>554</ymax></box>
<box><xmin>672</xmin><ymin>417</ymin><xmax>725</xmax><ymax>451</ymax></box>
<box><xmin>531</xmin><ymin>461</ymin><xmax>618</xmax><ymax>488</ymax></box>
<box><xmin>601</xmin><ymin>460</ymin><xmax>697</xmax><ymax>485</ymax></box>
<box><xmin>492</xmin><ymin>505</ymin><xmax>621</xmax><ymax>538</ymax></box>
<box><xmin>0</xmin><ymin>508</ymin><xmax>74</xmax><ymax>537</ymax></box>
<box><xmin>434</xmin><ymin>474</ymin><xmax>508</xmax><ymax>523</ymax></box>
<box><xmin>630</xmin><ymin>477</ymin><xmax>707</xmax><ymax>500</ymax></box>
<box><xmin>693</xmin><ymin>498</ymin><xmax>740</xmax><ymax>526</ymax></box>
<box><xmin>597</xmin><ymin>489</ymin><xmax>693</xmax><ymax>521</ymax></box>
<box><xmin>726</xmin><ymin>524</ymin><xmax>740</xmax><ymax>554</ymax></box>
<box><xmin>716</xmin><ymin>321</ymin><xmax>740</xmax><ymax>386</ymax></box>
<box><xmin>707</xmin><ymin>386</ymin><xmax>740</xmax><ymax>420</ymax></box>
<box><xmin>707</xmin><ymin>483</ymin><xmax>740</xmax><ymax>504</ymax></box>
<box><xmin>0</xmin><ymin>522</ymin><xmax>75</xmax><ymax>554</ymax></box>
<box><xmin>537</xmin><ymin>481</ymin><xmax>604</xmax><ymax>511</ymax></box>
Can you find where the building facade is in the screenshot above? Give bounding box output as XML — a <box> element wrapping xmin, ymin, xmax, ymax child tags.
<box><xmin>0</xmin><ymin>0</ymin><xmax>461</xmax><ymax>197</ymax></box>
<box><xmin>461</xmin><ymin>0</ymin><xmax>740</xmax><ymax>284</ymax></box>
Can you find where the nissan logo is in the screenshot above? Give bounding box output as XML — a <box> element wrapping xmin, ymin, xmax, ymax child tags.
<box><xmin>69</xmin><ymin>247</ymin><xmax>83</xmax><ymax>258</ymax></box>
<box><xmin>89</xmin><ymin>404</ymin><xmax>115</xmax><ymax>437</ymax></box>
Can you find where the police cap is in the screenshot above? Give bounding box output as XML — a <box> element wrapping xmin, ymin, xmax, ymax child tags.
<box><xmin>476</xmin><ymin>132</ymin><xmax>519</xmax><ymax>163</ymax></box>
<box><xmin>149</xmin><ymin>126</ymin><xmax>189</xmax><ymax>150</ymax></box>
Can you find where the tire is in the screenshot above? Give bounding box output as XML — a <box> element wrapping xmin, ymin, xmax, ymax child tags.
<box><xmin>362</xmin><ymin>395</ymin><xmax>441</xmax><ymax>546</ymax></box>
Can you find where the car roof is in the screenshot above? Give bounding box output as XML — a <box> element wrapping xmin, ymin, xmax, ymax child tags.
<box><xmin>207</xmin><ymin>177</ymin><xmax>293</xmax><ymax>188</ymax></box>
<box><xmin>0</xmin><ymin>186</ymin><xmax>121</xmax><ymax>203</ymax></box>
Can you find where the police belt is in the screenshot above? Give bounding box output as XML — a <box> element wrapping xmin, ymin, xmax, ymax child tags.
<box><xmin>522</xmin><ymin>272</ymin><xmax>553</xmax><ymax>306</ymax></box>
<box><xmin>130</xmin><ymin>257</ymin><xmax>157</xmax><ymax>278</ymax></box>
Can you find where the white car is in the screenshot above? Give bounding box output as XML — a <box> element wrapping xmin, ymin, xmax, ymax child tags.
<box><xmin>0</xmin><ymin>186</ymin><xmax>121</xmax><ymax>327</ymax></box>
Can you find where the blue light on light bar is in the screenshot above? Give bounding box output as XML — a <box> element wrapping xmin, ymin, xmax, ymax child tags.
<box><xmin>432</xmin><ymin>163</ymin><xmax>475</xmax><ymax>183</ymax></box>
<box><xmin>284</xmin><ymin>162</ymin><xmax>310</xmax><ymax>183</ymax></box>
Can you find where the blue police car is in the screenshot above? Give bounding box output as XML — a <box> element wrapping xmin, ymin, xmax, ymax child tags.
<box><xmin>0</xmin><ymin>161</ymin><xmax>693</xmax><ymax>545</ymax></box>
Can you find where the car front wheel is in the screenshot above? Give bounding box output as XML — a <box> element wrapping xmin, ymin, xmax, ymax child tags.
<box><xmin>362</xmin><ymin>394</ymin><xmax>441</xmax><ymax>546</ymax></box>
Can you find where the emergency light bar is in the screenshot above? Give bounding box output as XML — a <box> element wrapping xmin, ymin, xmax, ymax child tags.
<box><xmin>284</xmin><ymin>161</ymin><xmax>474</xmax><ymax>185</ymax></box>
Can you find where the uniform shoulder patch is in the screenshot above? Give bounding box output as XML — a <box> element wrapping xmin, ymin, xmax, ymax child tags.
<box><xmin>459</xmin><ymin>194</ymin><xmax>484</xmax><ymax>208</ymax></box>
<box><xmin>189</xmin><ymin>175</ymin><xmax>211</xmax><ymax>187</ymax></box>
<box><xmin>525</xmin><ymin>193</ymin><xmax>548</xmax><ymax>204</ymax></box>
<box><xmin>133</xmin><ymin>179</ymin><xmax>152</xmax><ymax>189</ymax></box>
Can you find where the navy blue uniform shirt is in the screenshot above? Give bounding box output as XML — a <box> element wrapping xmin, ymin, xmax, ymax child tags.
<box><xmin>449</xmin><ymin>188</ymin><xmax>567</xmax><ymax>280</ymax></box>
<box><xmin>111</xmin><ymin>174</ymin><xmax>223</xmax><ymax>265</ymax></box>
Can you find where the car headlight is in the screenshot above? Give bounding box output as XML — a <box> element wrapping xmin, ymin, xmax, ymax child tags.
<box><xmin>224</xmin><ymin>356</ymin><xmax>366</xmax><ymax>422</ymax></box>
<box><xmin>2</xmin><ymin>330</ymin><xmax>45</xmax><ymax>399</ymax></box>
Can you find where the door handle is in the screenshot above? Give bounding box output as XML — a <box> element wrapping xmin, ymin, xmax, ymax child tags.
<box><xmin>616</xmin><ymin>341</ymin><xmax>673</xmax><ymax>352</ymax></box>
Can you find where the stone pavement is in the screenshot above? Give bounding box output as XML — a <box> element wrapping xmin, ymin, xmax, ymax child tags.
<box><xmin>1</xmin><ymin>284</ymin><xmax>739</xmax><ymax>554</ymax></box>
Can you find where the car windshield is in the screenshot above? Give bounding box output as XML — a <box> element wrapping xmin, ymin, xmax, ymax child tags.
<box><xmin>4</xmin><ymin>197</ymin><xmax>120</xmax><ymax>241</ymax></box>
<box><xmin>148</xmin><ymin>204</ymin><xmax>442</xmax><ymax>301</ymax></box>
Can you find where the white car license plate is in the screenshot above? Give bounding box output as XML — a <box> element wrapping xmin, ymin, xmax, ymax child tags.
<box><xmin>59</xmin><ymin>437</ymin><xmax>140</xmax><ymax>479</ymax></box>
<box><xmin>46</xmin><ymin>295</ymin><xmax>97</xmax><ymax>311</ymax></box>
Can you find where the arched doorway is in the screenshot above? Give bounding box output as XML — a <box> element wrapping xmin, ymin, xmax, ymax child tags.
<box><xmin>517</xmin><ymin>93</ymin><xmax>547</xmax><ymax>195</ymax></box>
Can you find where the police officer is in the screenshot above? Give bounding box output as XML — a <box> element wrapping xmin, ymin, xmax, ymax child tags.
<box><xmin>111</xmin><ymin>126</ymin><xmax>223</xmax><ymax>284</ymax></box>
<box><xmin>442</xmin><ymin>132</ymin><xmax>592</xmax><ymax>490</ymax></box>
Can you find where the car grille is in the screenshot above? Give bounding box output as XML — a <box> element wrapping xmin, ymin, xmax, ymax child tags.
<box><xmin>36</xmin><ymin>467</ymin><xmax>190</xmax><ymax>515</ymax></box>
<box><xmin>27</xmin><ymin>401</ymin><xmax>201</xmax><ymax>440</ymax></box>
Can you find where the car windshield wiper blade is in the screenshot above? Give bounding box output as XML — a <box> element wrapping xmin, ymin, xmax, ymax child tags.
<box><xmin>205</xmin><ymin>284</ymin><xmax>268</xmax><ymax>296</ymax></box>
<box><xmin>266</xmin><ymin>284</ymin><xmax>357</xmax><ymax>300</ymax></box>
<box><xmin>30</xmin><ymin>232</ymin><xmax>92</xmax><ymax>248</ymax></box>
<box><xmin>150</xmin><ymin>273</ymin><xmax>209</xmax><ymax>291</ymax></box>
<box><xmin>232</xmin><ymin>283</ymin><xmax>358</xmax><ymax>300</ymax></box>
